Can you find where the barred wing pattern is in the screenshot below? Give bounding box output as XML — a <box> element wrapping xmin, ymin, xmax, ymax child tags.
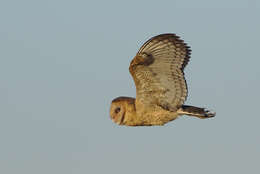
<box><xmin>129</xmin><ymin>34</ymin><xmax>191</xmax><ymax>111</ymax></box>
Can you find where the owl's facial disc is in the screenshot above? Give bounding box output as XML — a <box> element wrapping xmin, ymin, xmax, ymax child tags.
<box><xmin>110</xmin><ymin>103</ymin><xmax>125</xmax><ymax>125</ymax></box>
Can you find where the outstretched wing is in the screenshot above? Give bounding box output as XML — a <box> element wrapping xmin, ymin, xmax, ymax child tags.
<box><xmin>129</xmin><ymin>34</ymin><xmax>191</xmax><ymax>111</ymax></box>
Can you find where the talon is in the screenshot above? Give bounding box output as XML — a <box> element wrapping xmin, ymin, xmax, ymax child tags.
<box><xmin>204</xmin><ymin>109</ymin><xmax>216</xmax><ymax>117</ymax></box>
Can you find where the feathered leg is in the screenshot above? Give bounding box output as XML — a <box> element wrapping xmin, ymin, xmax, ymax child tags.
<box><xmin>177</xmin><ymin>105</ymin><xmax>216</xmax><ymax>119</ymax></box>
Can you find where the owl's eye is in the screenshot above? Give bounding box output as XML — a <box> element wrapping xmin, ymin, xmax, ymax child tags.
<box><xmin>114</xmin><ymin>107</ymin><xmax>121</xmax><ymax>114</ymax></box>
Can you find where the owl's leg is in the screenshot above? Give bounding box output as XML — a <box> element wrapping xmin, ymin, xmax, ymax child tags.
<box><xmin>177</xmin><ymin>105</ymin><xmax>215</xmax><ymax>119</ymax></box>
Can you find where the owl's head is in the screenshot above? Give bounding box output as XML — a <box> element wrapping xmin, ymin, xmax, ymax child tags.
<box><xmin>110</xmin><ymin>97</ymin><xmax>135</xmax><ymax>125</ymax></box>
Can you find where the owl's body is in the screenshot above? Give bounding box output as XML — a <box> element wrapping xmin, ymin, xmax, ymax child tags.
<box><xmin>110</xmin><ymin>34</ymin><xmax>215</xmax><ymax>126</ymax></box>
<box><xmin>111</xmin><ymin>97</ymin><xmax>178</xmax><ymax>126</ymax></box>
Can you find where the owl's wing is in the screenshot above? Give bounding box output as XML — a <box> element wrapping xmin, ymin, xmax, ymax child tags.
<box><xmin>129</xmin><ymin>34</ymin><xmax>191</xmax><ymax>111</ymax></box>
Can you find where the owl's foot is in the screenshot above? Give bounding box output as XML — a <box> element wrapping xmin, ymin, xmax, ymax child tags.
<box><xmin>178</xmin><ymin>105</ymin><xmax>216</xmax><ymax>119</ymax></box>
<box><xmin>196</xmin><ymin>109</ymin><xmax>216</xmax><ymax>119</ymax></box>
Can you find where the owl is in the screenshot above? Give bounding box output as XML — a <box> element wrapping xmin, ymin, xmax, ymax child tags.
<box><xmin>110</xmin><ymin>33</ymin><xmax>215</xmax><ymax>126</ymax></box>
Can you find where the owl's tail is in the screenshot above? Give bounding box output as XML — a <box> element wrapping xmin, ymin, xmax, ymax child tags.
<box><xmin>177</xmin><ymin>105</ymin><xmax>216</xmax><ymax>119</ymax></box>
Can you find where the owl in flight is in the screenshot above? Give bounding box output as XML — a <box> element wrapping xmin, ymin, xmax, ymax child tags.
<box><xmin>110</xmin><ymin>33</ymin><xmax>215</xmax><ymax>126</ymax></box>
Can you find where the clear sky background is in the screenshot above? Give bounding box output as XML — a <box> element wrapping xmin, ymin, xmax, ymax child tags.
<box><xmin>0</xmin><ymin>0</ymin><xmax>260</xmax><ymax>174</ymax></box>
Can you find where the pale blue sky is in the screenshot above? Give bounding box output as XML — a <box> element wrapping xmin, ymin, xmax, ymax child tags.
<box><xmin>0</xmin><ymin>0</ymin><xmax>260</xmax><ymax>174</ymax></box>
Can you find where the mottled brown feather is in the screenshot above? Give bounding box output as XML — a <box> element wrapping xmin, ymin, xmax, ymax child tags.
<box><xmin>129</xmin><ymin>33</ymin><xmax>191</xmax><ymax>112</ymax></box>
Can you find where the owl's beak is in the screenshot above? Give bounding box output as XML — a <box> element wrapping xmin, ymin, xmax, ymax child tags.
<box><xmin>110</xmin><ymin>114</ymin><xmax>124</xmax><ymax>125</ymax></box>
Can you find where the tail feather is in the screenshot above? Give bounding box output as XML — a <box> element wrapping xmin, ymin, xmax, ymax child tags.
<box><xmin>178</xmin><ymin>105</ymin><xmax>216</xmax><ymax>119</ymax></box>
